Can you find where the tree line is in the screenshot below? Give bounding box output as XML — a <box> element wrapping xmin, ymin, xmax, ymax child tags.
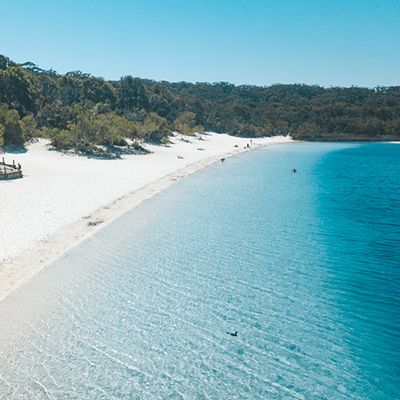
<box><xmin>1</xmin><ymin>54</ymin><xmax>399</xmax><ymax>155</ymax></box>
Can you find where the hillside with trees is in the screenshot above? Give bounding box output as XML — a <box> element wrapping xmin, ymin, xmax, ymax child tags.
<box><xmin>1</xmin><ymin>54</ymin><xmax>399</xmax><ymax>155</ymax></box>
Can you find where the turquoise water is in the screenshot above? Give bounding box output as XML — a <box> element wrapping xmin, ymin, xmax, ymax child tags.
<box><xmin>0</xmin><ymin>143</ymin><xmax>399</xmax><ymax>399</ymax></box>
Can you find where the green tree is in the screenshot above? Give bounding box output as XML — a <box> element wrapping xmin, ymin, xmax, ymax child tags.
<box><xmin>174</xmin><ymin>111</ymin><xmax>203</xmax><ymax>135</ymax></box>
<box><xmin>0</xmin><ymin>66</ymin><xmax>38</xmax><ymax>114</ymax></box>
<box><xmin>0</xmin><ymin>124</ymin><xmax>4</xmax><ymax>146</ymax></box>
<box><xmin>22</xmin><ymin>114</ymin><xmax>37</xmax><ymax>140</ymax></box>
<box><xmin>118</xmin><ymin>76</ymin><xmax>149</xmax><ymax>112</ymax></box>
<box><xmin>138</xmin><ymin>112</ymin><xmax>169</xmax><ymax>142</ymax></box>
<box><xmin>0</xmin><ymin>108</ymin><xmax>25</xmax><ymax>146</ymax></box>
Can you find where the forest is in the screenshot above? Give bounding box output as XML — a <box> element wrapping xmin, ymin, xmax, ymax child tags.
<box><xmin>1</xmin><ymin>54</ymin><xmax>399</xmax><ymax>156</ymax></box>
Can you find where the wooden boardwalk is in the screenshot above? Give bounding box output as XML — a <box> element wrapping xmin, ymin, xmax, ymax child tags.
<box><xmin>0</xmin><ymin>157</ymin><xmax>23</xmax><ymax>180</ymax></box>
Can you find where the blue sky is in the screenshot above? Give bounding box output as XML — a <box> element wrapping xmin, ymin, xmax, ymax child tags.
<box><xmin>1</xmin><ymin>0</ymin><xmax>399</xmax><ymax>87</ymax></box>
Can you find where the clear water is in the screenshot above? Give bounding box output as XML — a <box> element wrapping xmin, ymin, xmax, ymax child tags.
<box><xmin>0</xmin><ymin>143</ymin><xmax>399</xmax><ymax>399</ymax></box>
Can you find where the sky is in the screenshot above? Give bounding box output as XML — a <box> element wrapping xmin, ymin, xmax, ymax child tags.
<box><xmin>1</xmin><ymin>0</ymin><xmax>399</xmax><ymax>87</ymax></box>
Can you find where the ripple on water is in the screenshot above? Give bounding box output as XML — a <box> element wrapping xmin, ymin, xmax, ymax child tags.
<box><xmin>0</xmin><ymin>143</ymin><xmax>399</xmax><ymax>399</ymax></box>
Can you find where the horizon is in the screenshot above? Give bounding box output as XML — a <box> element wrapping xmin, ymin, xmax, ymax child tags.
<box><xmin>3</xmin><ymin>53</ymin><xmax>399</xmax><ymax>90</ymax></box>
<box><xmin>1</xmin><ymin>0</ymin><xmax>399</xmax><ymax>87</ymax></box>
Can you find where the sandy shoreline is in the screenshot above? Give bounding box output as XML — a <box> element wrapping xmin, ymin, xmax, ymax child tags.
<box><xmin>0</xmin><ymin>133</ymin><xmax>291</xmax><ymax>302</ymax></box>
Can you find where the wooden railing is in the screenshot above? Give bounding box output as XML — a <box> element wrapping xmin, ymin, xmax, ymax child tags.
<box><xmin>0</xmin><ymin>157</ymin><xmax>23</xmax><ymax>180</ymax></box>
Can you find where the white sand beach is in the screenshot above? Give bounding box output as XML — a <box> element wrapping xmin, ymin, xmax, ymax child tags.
<box><xmin>0</xmin><ymin>133</ymin><xmax>291</xmax><ymax>301</ymax></box>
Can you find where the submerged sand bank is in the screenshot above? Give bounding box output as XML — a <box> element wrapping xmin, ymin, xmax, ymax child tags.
<box><xmin>0</xmin><ymin>133</ymin><xmax>292</xmax><ymax>301</ymax></box>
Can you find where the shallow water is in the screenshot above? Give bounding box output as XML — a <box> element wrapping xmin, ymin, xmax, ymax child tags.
<box><xmin>0</xmin><ymin>142</ymin><xmax>399</xmax><ymax>399</ymax></box>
